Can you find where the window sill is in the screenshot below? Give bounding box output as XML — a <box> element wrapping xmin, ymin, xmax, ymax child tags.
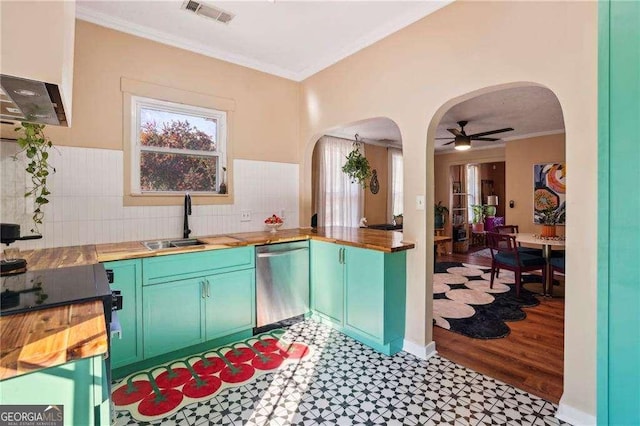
<box><xmin>123</xmin><ymin>192</ymin><xmax>233</xmax><ymax>207</ymax></box>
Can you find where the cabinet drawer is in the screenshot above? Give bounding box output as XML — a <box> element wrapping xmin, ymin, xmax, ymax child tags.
<box><xmin>143</xmin><ymin>246</ymin><xmax>255</xmax><ymax>285</ymax></box>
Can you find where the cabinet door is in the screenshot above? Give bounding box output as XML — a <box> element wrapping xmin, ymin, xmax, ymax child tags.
<box><xmin>104</xmin><ymin>260</ymin><xmax>142</xmax><ymax>369</ymax></box>
<box><xmin>310</xmin><ymin>240</ymin><xmax>344</xmax><ymax>324</ymax></box>
<box><xmin>205</xmin><ymin>269</ymin><xmax>255</xmax><ymax>341</ymax></box>
<box><xmin>344</xmin><ymin>246</ymin><xmax>384</xmax><ymax>341</ymax></box>
<box><xmin>143</xmin><ymin>277</ymin><xmax>205</xmax><ymax>358</ymax></box>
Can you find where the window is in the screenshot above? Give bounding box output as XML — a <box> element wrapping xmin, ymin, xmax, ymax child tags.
<box><xmin>466</xmin><ymin>164</ymin><xmax>480</xmax><ymax>221</ymax></box>
<box><xmin>389</xmin><ymin>148</ymin><xmax>403</xmax><ymax>218</ymax></box>
<box><xmin>313</xmin><ymin>136</ymin><xmax>363</xmax><ymax>227</ymax></box>
<box><xmin>131</xmin><ymin>96</ymin><xmax>227</xmax><ymax>194</ymax></box>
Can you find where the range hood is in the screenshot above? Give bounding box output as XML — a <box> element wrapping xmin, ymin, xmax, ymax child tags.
<box><xmin>0</xmin><ymin>1</ymin><xmax>75</xmax><ymax>127</ymax></box>
<box><xmin>1</xmin><ymin>75</ymin><xmax>67</xmax><ymax>126</ymax></box>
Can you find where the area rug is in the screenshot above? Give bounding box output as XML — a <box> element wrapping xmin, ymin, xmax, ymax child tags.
<box><xmin>111</xmin><ymin>329</ymin><xmax>312</xmax><ymax>423</ymax></box>
<box><xmin>470</xmin><ymin>248</ymin><xmax>493</xmax><ymax>259</ymax></box>
<box><xmin>433</xmin><ymin>261</ymin><xmax>542</xmax><ymax>339</ymax></box>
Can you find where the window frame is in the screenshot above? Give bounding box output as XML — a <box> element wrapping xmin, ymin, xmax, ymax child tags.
<box><xmin>130</xmin><ymin>95</ymin><xmax>227</xmax><ymax>195</ymax></box>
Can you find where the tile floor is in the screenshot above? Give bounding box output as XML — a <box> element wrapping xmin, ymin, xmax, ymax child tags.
<box><xmin>114</xmin><ymin>320</ymin><xmax>571</xmax><ymax>426</ymax></box>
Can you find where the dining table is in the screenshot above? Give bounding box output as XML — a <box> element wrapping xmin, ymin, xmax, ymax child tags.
<box><xmin>515</xmin><ymin>233</ymin><xmax>565</xmax><ymax>296</ymax></box>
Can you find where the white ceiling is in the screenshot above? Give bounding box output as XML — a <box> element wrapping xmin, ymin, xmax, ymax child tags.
<box><xmin>76</xmin><ymin>0</ymin><xmax>451</xmax><ymax>81</ymax></box>
<box><xmin>435</xmin><ymin>86</ymin><xmax>565</xmax><ymax>152</ymax></box>
<box><xmin>324</xmin><ymin>86</ymin><xmax>564</xmax><ymax>152</ymax></box>
<box><xmin>325</xmin><ymin>117</ymin><xmax>401</xmax><ymax>148</ymax></box>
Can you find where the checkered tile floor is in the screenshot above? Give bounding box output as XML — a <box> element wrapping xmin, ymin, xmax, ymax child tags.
<box><xmin>113</xmin><ymin>319</ymin><xmax>571</xmax><ymax>425</ymax></box>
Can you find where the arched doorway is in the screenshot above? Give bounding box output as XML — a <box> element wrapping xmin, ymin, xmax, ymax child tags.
<box><xmin>426</xmin><ymin>83</ymin><xmax>567</xmax><ymax>403</ymax></box>
<box><xmin>309</xmin><ymin>117</ymin><xmax>403</xmax><ymax>229</ymax></box>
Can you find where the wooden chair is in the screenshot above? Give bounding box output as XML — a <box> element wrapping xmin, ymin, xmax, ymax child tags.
<box><xmin>487</xmin><ymin>232</ymin><xmax>547</xmax><ymax>298</ymax></box>
<box><xmin>495</xmin><ymin>225</ymin><xmax>543</xmax><ymax>256</ymax></box>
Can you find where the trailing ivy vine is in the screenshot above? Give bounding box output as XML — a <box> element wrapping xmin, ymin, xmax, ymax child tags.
<box><xmin>13</xmin><ymin>122</ymin><xmax>56</xmax><ymax>233</ymax></box>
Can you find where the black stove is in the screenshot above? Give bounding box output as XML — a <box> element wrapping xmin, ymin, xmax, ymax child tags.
<box><xmin>0</xmin><ymin>264</ymin><xmax>112</xmax><ymax>316</ymax></box>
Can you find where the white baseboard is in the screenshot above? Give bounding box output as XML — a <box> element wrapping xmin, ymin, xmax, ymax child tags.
<box><xmin>556</xmin><ymin>397</ymin><xmax>596</xmax><ymax>426</ymax></box>
<box><xmin>403</xmin><ymin>339</ymin><xmax>437</xmax><ymax>360</ymax></box>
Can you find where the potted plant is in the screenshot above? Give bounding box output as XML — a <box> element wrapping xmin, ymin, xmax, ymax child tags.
<box><xmin>434</xmin><ymin>202</ymin><xmax>449</xmax><ymax>229</ymax></box>
<box><xmin>471</xmin><ymin>204</ymin><xmax>485</xmax><ymax>232</ymax></box>
<box><xmin>341</xmin><ymin>135</ymin><xmax>371</xmax><ymax>188</ymax></box>
<box><xmin>13</xmin><ymin>122</ymin><xmax>57</xmax><ymax>234</ymax></box>
<box><xmin>540</xmin><ymin>206</ymin><xmax>557</xmax><ymax>237</ymax></box>
<box><xmin>483</xmin><ymin>204</ymin><xmax>497</xmax><ymax>217</ymax></box>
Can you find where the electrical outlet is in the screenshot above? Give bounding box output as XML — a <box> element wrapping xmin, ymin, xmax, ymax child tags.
<box><xmin>416</xmin><ymin>195</ymin><xmax>425</xmax><ymax>210</ymax></box>
<box><xmin>240</xmin><ymin>210</ymin><xmax>251</xmax><ymax>222</ymax></box>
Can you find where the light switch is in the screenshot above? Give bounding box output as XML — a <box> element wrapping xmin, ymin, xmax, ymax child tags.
<box><xmin>416</xmin><ymin>195</ymin><xmax>425</xmax><ymax>210</ymax></box>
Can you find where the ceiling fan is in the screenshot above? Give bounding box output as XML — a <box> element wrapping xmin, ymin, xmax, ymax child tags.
<box><xmin>436</xmin><ymin>120</ymin><xmax>514</xmax><ymax>151</ymax></box>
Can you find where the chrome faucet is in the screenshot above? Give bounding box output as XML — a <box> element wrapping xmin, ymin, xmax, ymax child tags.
<box><xmin>183</xmin><ymin>192</ymin><xmax>192</xmax><ymax>239</ymax></box>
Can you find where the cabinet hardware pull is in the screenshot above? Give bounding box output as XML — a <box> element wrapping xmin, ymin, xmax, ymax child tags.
<box><xmin>202</xmin><ymin>281</ymin><xmax>206</xmax><ymax>298</ymax></box>
<box><xmin>206</xmin><ymin>279</ymin><xmax>211</xmax><ymax>298</ymax></box>
<box><xmin>338</xmin><ymin>247</ymin><xmax>342</xmax><ymax>264</ymax></box>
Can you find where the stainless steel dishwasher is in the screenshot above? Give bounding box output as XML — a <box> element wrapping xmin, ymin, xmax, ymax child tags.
<box><xmin>255</xmin><ymin>241</ymin><xmax>309</xmax><ymax>328</ymax></box>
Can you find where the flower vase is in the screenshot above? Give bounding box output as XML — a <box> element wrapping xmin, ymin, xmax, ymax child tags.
<box><xmin>541</xmin><ymin>224</ymin><xmax>556</xmax><ymax>237</ymax></box>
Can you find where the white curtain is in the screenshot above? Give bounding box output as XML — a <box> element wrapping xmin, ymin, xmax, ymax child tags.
<box><xmin>314</xmin><ymin>136</ymin><xmax>364</xmax><ymax>227</ymax></box>
<box><xmin>466</xmin><ymin>164</ymin><xmax>481</xmax><ymax>221</ymax></box>
<box><xmin>388</xmin><ymin>148</ymin><xmax>403</xmax><ymax>219</ymax></box>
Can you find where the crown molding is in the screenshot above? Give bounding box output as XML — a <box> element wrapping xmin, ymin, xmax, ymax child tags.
<box><xmin>76</xmin><ymin>5</ymin><xmax>299</xmax><ymax>81</ymax></box>
<box><xmin>76</xmin><ymin>1</ymin><xmax>453</xmax><ymax>82</ymax></box>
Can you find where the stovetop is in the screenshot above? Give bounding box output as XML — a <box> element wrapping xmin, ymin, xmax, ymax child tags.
<box><xmin>0</xmin><ymin>264</ymin><xmax>111</xmax><ymax>316</ymax></box>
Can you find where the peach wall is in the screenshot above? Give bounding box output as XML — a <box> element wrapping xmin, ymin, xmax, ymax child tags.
<box><xmin>506</xmin><ymin>133</ymin><xmax>566</xmax><ymax>234</ymax></box>
<box><xmin>300</xmin><ymin>1</ymin><xmax>597</xmax><ymax>418</ymax></box>
<box><xmin>364</xmin><ymin>144</ymin><xmax>389</xmax><ymax>224</ymax></box>
<box><xmin>2</xmin><ymin>20</ymin><xmax>301</xmax><ymax>166</ymax></box>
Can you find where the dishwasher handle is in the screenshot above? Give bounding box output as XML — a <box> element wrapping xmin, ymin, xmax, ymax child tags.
<box><xmin>256</xmin><ymin>247</ymin><xmax>309</xmax><ymax>258</ymax></box>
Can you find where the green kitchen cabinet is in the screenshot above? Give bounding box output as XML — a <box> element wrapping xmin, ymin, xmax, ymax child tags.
<box><xmin>310</xmin><ymin>240</ymin><xmax>407</xmax><ymax>355</ymax></box>
<box><xmin>310</xmin><ymin>240</ymin><xmax>344</xmax><ymax>325</ymax></box>
<box><xmin>103</xmin><ymin>259</ymin><xmax>143</xmax><ymax>369</ymax></box>
<box><xmin>143</xmin><ymin>277</ymin><xmax>206</xmax><ymax>358</ymax></box>
<box><xmin>0</xmin><ymin>356</ymin><xmax>110</xmax><ymax>426</ymax></box>
<box><xmin>140</xmin><ymin>247</ymin><xmax>256</xmax><ymax>360</ymax></box>
<box><xmin>205</xmin><ymin>268</ymin><xmax>256</xmax><ymax>341</ymax></box>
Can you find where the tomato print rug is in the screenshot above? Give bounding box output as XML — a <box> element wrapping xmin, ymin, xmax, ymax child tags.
<box><xmin>111</xmin><ymin>329</ymin><xmax>312</xmax><ymax>423</ymax></box>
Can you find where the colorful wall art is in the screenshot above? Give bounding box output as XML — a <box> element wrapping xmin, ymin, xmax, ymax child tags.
<box><xmin>533</xmin><ymin>163</ymin><xmax>566</xmax><ymax>224</ymax></box>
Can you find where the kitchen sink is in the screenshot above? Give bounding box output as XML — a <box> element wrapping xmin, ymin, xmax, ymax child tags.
<box><xmin>142</xmin><ymin>239</ymin><xmax>205</xmax><ymax>250</ymax></box>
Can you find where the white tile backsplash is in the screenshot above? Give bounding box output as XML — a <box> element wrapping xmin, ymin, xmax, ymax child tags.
<box><xmin>1</xmin><ymin>143</ymin><xmax>299</xmax><ymax>250</ymax></box>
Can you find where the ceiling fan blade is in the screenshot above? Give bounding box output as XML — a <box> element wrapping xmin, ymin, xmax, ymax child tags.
<box><xmin>469</xmin><ymin>127</ymin><xmax>514</xmax><ymax>138</ymax></box>
<box><xmin>443</xmin><ymin>140</ymin><xmax>456</xmax><ymax>145</ymax></box>
<box><xmin>435</xmin><ymin>137</ymin><xmax>455</xmax><ymax>140</ymax></box>
<box><xmin>471</xmin><ymin>137</ymin><xmax>499</xmax><ymax>141</ymax></box>
<box><xmin>447</xmin><ymin>128</ymin><xmax>463</xmax><ymax>137</ymax></box>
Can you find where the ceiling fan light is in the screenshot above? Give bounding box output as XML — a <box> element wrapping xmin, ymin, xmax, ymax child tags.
<box><xmin>454</xmin><ymin>138</ymin><xmax>471</xmax><ymax>151</ymax></box>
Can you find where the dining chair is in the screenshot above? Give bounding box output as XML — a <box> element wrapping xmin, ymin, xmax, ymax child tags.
<box><xmin>495</xmin><ymin>225</ymin><xmax>543</xmax><ymax>256</ymax></box>
<box><xmin>487</xmin><ymin>232</ymin><xmax>547</xmax><ymax>298</ymax></box>
<box><xmin>548</xmin><ymin>256</ymin><xmax>565</xmax><ymax>296</ymax></box>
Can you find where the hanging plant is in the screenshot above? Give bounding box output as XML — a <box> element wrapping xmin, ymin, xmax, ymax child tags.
<box><xmin>13</xmin><ymin>122</ymin><xmax>57</xmax><ymax>234</ymax></box>
<box><xmin>341</xmin><ymin>134</ymin><xmax>372</xmax><ymax>188</ymax></box>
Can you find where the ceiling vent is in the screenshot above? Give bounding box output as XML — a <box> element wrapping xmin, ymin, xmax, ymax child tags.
<box><xmin>181</xmin><ymin>1</ymin><xmax>235</xmax><ymax>24</ymax></box>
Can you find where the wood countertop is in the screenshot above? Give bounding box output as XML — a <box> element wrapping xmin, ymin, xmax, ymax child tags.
<box><xmin>0</xmin><ymin>300</ymin><xmax>108</xmax><ymax>380</ymax></box>
<box><xmin>93</xmin><ymin>227</ymin><xmax>414</xmax><ymax>262</ymax></box>
<box><xmin>18</xmin><ymin>245</ymin><xmax>97</xmax><ymax>270</ymax></box>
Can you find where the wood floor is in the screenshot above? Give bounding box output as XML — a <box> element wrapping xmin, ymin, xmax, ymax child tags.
<box><xmin>433</xmin><ymin>250</ymin><xmax>565</xmax><ymax>404</ymax></box>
